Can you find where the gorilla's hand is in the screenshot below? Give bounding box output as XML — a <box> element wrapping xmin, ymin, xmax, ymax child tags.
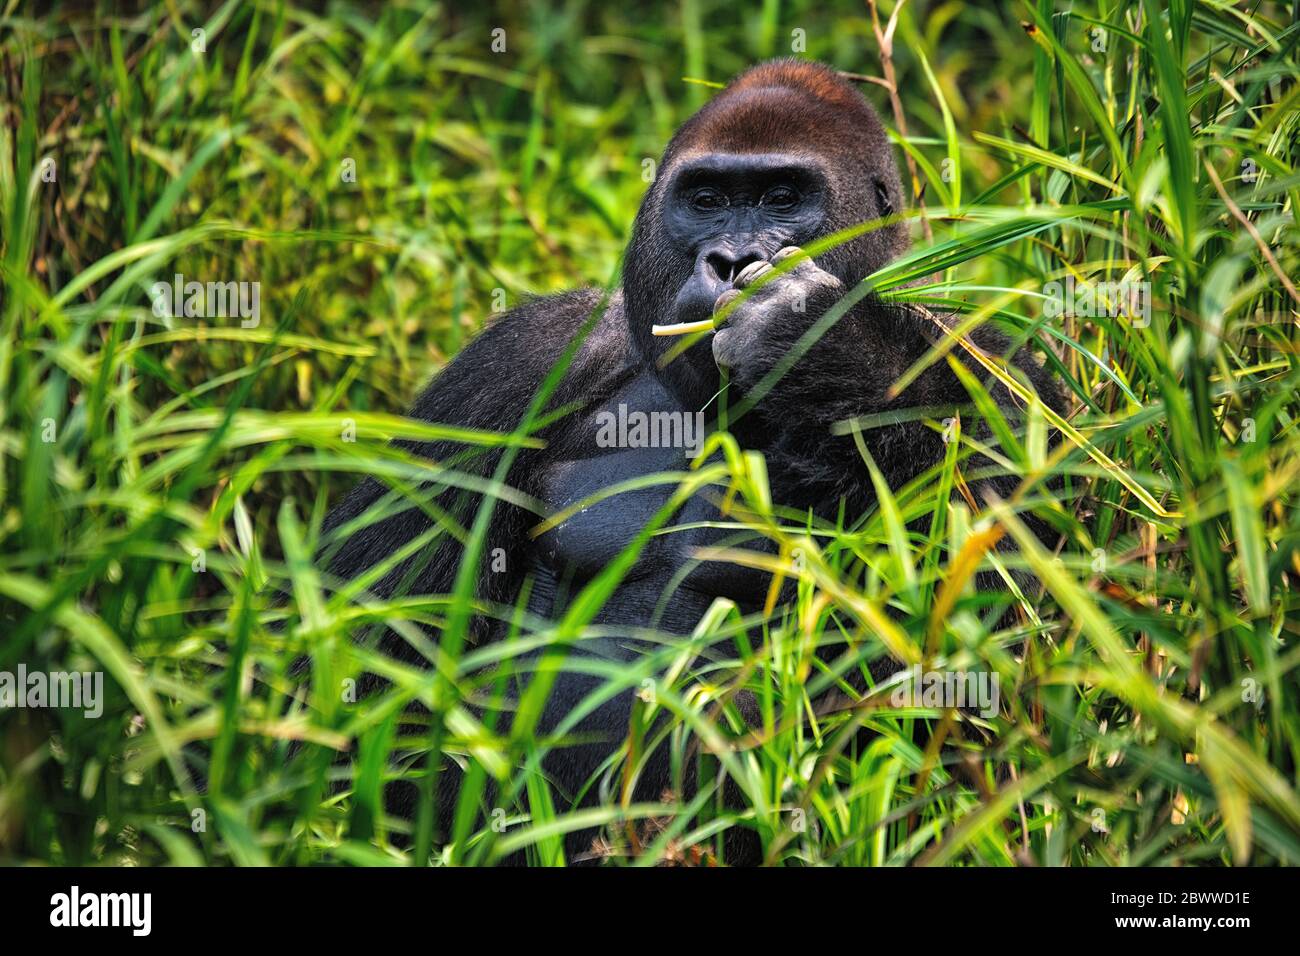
<box><xmin>710</xmin><ymin>246</ymin><xmax>845</xmax><ymax>386</ymax></box>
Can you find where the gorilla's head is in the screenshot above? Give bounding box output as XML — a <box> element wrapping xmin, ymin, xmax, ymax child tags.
<box><xmin>623</xmin><ymin>59</ymin><xmax>909</xmax><ymax>405</ymax></box>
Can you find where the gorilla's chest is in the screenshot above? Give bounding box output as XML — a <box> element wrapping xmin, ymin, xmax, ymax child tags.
<box><xmin>531</xmin><ymin>372</ymin><xmax>773</xmax><ymax>629</ymax></box>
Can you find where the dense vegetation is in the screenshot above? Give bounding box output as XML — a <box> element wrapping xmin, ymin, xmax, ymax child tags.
<box><xmin>2</xmin><ymin>0</ymin><xmax>1298</xmax><ymax>866</ymax></box>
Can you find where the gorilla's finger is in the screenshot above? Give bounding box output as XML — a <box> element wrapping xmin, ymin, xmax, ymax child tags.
<box><xmin>711</xmin><ymin>328</ymin><xmax>732</xmax><ymax>368</ymax></box>
<box><xmin>773</xmin><ymin>246</ymin><xmax>803</xmax><ymax>263</ymax></box>
<box><xmin>714</xmin><ymin>288</ymin><xmax>742</xmax><ymax>313</ymax></box>
<box><xmin>734</xmin><ymin>260</ymin><xmax>773</xmax><ymax>288</ymax></box>
<box><xmin>711</xmin><ymin>327</ymin><xmax>746</xmax><ymax>370</ymax></box>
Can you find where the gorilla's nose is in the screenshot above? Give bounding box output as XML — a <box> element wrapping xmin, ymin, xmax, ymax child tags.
<box><xmin>700</xmin><ymin>244</ymin><xmax>767</xmax><ymax>285</ymax></box>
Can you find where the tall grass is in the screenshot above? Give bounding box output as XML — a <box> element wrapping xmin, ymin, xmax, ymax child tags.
<box><xmin>1</xmin><ymin>0</ymin><xmax>1298</xmax><ymax>866</ymax></box>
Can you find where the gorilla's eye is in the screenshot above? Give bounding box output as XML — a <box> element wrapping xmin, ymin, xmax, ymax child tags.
<box><xmin>689</xmin><ymin>188</ymin><xmax>728</xmax><ymax>212</ymax></box>
<box><xmin>874</xmin><ymin>179</ymin><xmax>894</xmax><ymax>217</ymax></box>
<box><xmin>762</xmin><ymin>185</ymin><xmax>799</xmax><ymax>209</ymax></box>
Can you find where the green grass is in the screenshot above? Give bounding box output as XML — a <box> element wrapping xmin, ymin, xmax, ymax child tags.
<box><xmin>1</xmin><ymin>0</ymin><xmax>1298</xmax><ymax>866</ymax></box>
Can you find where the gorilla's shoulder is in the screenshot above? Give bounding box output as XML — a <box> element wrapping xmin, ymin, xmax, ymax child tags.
<box><xmin>474</xmin><ymin>286</ymin><xmax>629</xmax><ymax>368</ymax></box>
<box><xmin>493</xmin><ymin>286</ymin><xmax>620</xmax><ymax>332</ymax></box>
<box><xmin>406</xmin><ymin>286</ymin><xmax>629</xmax><ymax>427</ymax></box>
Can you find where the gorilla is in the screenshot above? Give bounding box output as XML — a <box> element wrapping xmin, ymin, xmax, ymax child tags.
<box><xmin>318</xmin><ymin>59</ymin><xmax>1063</xmax><ymax>863</ymax></box>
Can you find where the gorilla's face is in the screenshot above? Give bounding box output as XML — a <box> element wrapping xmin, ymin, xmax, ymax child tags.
<box><xmin>622</xmin><ymin>59</ymin><xmax>909</xmax><ymax>407</ymax></box>
<box><xmin>662</xmin><ymin>152</ymin><xmax>830</xmax><ymax>329</ymax></box>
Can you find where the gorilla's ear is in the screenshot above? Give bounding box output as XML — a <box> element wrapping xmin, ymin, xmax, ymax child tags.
<box><xmin>874</xmin><ymin>177</ymin><xmax>894</xmax><ymax>217</ymax></box>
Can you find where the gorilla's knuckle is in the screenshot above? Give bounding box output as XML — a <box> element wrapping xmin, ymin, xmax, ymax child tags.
<box><xmin>743</xmin><ymin>299</ymin><xmax>782</xmax><ymax>324</ymax></box>
<box><xmin>783</xmin><ymin>260</ymin><xmax>815</xmax><ymax>283</ymax></box>
<box><xmin>808</xmin><ymin>268</ymin><xmax>843</xmax><ymax>292</ymax></box>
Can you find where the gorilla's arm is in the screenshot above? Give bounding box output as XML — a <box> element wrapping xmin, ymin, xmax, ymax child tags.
<box><xmin>318</xmin><ymin>288</ymin><xmax>630</xmax><ymax>648</ymax></box>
